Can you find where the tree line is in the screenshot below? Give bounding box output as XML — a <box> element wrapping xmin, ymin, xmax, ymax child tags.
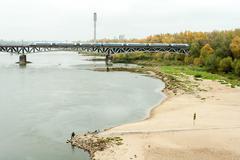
<box><xmin>100</xmin><ymin>29</ymin><xmax>240</xmax><ymax>76</ymax></box>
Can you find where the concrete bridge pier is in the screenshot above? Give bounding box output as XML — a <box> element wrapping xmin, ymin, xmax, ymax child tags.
<box><xmin>105</xmin><ymin>52</ymin><xmax>113</xmax><ymax>72</ymax></box>
<box><xmin>105</xmin><ymin>52</ymin><xmax>113</xmax><ymax>65</ymax></box>
<box><xmin>19</xmin><ymin>54</ymin><xmax>27</xmax><ymax>65</ymax></box>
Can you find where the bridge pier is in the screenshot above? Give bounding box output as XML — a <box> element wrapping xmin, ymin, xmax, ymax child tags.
<box><xmin>19</xmin><ymin>54</ymin><xmax>27</xmax><ymax>65</ymax></box>
<box><xmin>18</xmin><ymin>54</ymin><xmax>31</xmax><ymax>65</ymax></box>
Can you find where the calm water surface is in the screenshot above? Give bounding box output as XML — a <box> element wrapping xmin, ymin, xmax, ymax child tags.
<box><xmin>0</xmin><ymin>52</ymin><xmax>165</xmax><ymax>160</ymax></box>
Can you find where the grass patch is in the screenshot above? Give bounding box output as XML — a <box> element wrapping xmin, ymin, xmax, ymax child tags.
<box><xmin>158</xmin><ymin>66</ymin><xmax>240</xmax><ymax>87</ymax></box>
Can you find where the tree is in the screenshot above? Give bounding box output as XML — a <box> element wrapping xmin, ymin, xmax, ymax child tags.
<box><xmin>218</xmin><ymin>57</ymin><xmax>233</xmax><ymax>73</ymax></box>
<box><xmin>214</xmin><ymin>47</ymin><xmax>230</xmax><ymax>58</ymax></box>
<box><xmin>205</xmin><ymin>54</ymin><xmax>221</xmax><ymax>72</ymax></box>
<box><xmin>184</xmin><ymin>56</ymin><xmax>194</xmax><ymax>64</ymax></box>
<box><xmin>234</xmin><ymin>60</ymin><xmax>240</xmax><ymax>76</ymax></box>
<box><xmin>200</xmin><ymin>44</ymin><xmax>214</xmax><ymax>58</ymax></box>
<box><xmin>230</xmin><ymin>36</ymin><xmax>240</xmax><ymax>59</ymax></box>
<box><xmin>190</xmin><ymin>42</ymin><xmax>201</xmax><ymax>57</ymax></box>
<box><xmin>200</xmin><ymin>44</ymin><xmax>214</xmax><ymax>65</ymax></box>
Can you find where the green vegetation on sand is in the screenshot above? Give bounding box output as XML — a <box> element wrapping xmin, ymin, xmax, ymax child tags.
<box><xmin>112</xmin><ymin>52</ymin><xmax>240</xmax><ymax>87</ymax></box>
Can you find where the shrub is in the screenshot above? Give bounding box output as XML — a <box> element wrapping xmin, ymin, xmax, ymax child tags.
<box><xmin>112</xmin><ymin>53</ymin><xmax>128</xmax><ymax>62</ymax></box>
<box><xmin>218</xmin><ymin>57</ymin><xmax>233</xmax><ymax>73</ymax></box>
<box><xmin>193</xmin><ymin>58</ymin><xmax>203</xmax><ymax>66</ymax></box>
<box><xmin>163</xmin><ymin>53</ymin><xmax>175</xmax><ymax>60</ymax></box>
<box><xmin>233</xmin><ymin>60</ymin><xmax>240</xmax><ymax>76</ymax></box>
<box><xmin>205</xmin><ymin>54</ymin><xmax>221</xmax><ymax>71</ymax></box>
<box><xmin>154</xmin><ymin>52</ymin><xmax>164</xmax><ymax>60</ymax></box>
<box><xmin>184</xmin><ymin>56</ymin><xmax>194</xmax><ymax>64</ymax></box>
<box><xmin>200</xmin><ymin>44</ymin><xmax>214</xmax><ymax>65</ymax></box>
<box><xmin>114</xmin><ymin>52</ymin><xmax>153</xmax><ymax>62</ymax></box>
<box><xmin>190</xmin><ymin>42</ymin><xmax>201</xmax><ymax>57</ymax></box>
<box><xmin>194</xmin><ymin>74</ymin><xmax>202</xmax><ymax>78</ymax></box>
<box><xmin>215</xmin><ymin>47</ymin><xmax>229</xmax><ymax>58</ymax></box>
<box><xmin>131</xmin><ymin>52</ymin><xmax>150</xmax><ymax>60</ymax></box>
<box><xmin>174</xmin><ymin>53</ymin><xmax>185</xmax><ymax>61</ymax></box>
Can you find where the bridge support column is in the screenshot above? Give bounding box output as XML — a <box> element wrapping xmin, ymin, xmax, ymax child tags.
<box><xmin>19</xmin><ymin>54</ymin><xmax>27</xmax><ymax>65</ymax></box>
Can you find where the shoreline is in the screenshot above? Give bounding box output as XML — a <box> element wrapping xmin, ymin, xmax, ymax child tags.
<box><xmin>71</xmin><ymin>67</ymin><xmax>240</xmax><ymax>160</ymax></box>
<box><xmin>98</xmin><ymin>69</ymin><xmax>189</xmax><ymax>134</ymax></box>
<box><xmin>97</xmin><ymin>68</ymin><xmax>174</xmax><ymax>133</ymax></box>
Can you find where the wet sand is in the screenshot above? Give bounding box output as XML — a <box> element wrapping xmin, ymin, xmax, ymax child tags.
<box><xmin>94</xmin><ymin>79</ymin><xmax>240</xmax><ymax>160</ymax></box>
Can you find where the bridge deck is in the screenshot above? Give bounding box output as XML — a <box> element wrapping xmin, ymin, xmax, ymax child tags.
<box><xmin>0</xmin><ymin>43</ymin><xmax>189</xmax><ymax>54</ymax></box>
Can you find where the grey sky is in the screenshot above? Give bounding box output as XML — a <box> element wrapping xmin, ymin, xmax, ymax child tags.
<box><xmin>0</xmin><ymin>0</ymin><xmax>239</xmax><ymax>41</ymax></box>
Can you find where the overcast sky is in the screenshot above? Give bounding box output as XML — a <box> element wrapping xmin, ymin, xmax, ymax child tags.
<box><xmin>0</xmin><ymin>0</ymin><xmax>239</xmax><ymax>41</ymax></box>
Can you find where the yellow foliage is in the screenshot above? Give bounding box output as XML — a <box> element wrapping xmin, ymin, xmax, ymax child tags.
<box><xmin>193</xmin><ymin>58</ymin><xmax>203</xmax><ymax>66</ymax></box>
<box><xmin>230</xmin><ymin>36</ymin><xmax>240</xmax><ymax>59</ymax></box>
<box><xmin>200</xmin><ymin>44</ymin><xmax>214</xmax><ymax>60</ymax></box>
<box><xmin>97</xmin><ymin>29</ymin><xmax>238</xmax><ymax>46</ymax></box>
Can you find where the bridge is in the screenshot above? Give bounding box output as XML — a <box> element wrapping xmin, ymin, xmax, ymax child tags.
<box><xmin>0</xmin><ymin>43</ymin><xmax>190</xmax><ymax>54</ymax></box>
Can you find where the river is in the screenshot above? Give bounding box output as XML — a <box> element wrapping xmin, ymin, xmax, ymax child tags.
<box><xmin>0</xmin><ymin>52</ymin><xmax>165</xmax><ymax>160</ymax></box>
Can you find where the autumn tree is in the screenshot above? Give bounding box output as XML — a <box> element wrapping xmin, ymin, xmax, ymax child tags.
<box><xmin>200</xmin><ymin>44</ymin><xmax>214</xmax><ymax>61</ymax></box>
<box><xmin>230</xmin><ymin>36</ymin><xmax>240</xmax><ymax>59</ymax></box>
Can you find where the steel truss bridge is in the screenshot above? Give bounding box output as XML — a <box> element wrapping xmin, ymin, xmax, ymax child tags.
<box><xmin>0</xmin><ymin>43</ymin><xmax>189</xmax><ymax>54</ymax></box>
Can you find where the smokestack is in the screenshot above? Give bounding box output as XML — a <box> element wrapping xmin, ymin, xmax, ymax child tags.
<box><xmin>93</xmin><ymin>12</ymin><xmax>97</xmax><ymax>43</ymax></box>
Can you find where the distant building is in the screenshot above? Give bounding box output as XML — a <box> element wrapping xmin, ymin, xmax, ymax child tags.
<box><xmin>119</xmin><ymin>35</ymin><xmax>125</xmax><ymax>40</ymax></box>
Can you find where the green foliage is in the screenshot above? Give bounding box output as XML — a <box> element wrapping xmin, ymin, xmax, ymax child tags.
<box><xmin>205</xmin><ymin>54</ymin><xmax>221</xmax><ymax>71</ymax></box>
<box><xmin>174</xmin><ymin>53</ymin><xmax>185</xmax><ymax>61</ymax></box>
<box><xmin>218</xmin><ymin>57</ymin><xmax>233</xmax><ymax>73</ymax></box>
<box><xmin>194</xmin><ymin>74</ymin><xmax>202</xmax><ymax>78</ymax></box>
<box><xmin>159</xmin><ymin>66</ymin><xmax>240</xmax><ymax>86</ymax></box>
<box><xmin>190</xmin><ymin>42</ymin><xmax>201</xmax><ymax>57</ymax></box>
<box><xmin>230</xmin><ymin>36</ymin><xmax>240</xmax><ymax>59</ymax></box>
<box><xmin>184</xmin><ymin>56</ymin><xmax>194</xmax><ymax>64</ymax></box>
<box><xmin>214</xmin><ymin>47</ymin><xmax>229</xmax><ymax>58</ymax></box>
<box><xmin>232</xmin><ymin>60</ymin><xmax>240</xmax><ymax>76</ymax></box>
<box><xmin>111</xmin><ymin>32</ymin><xmax>240</xmax><ymax>76</ymax></box>
<box><xmin>154</xmin><ymin>53</ymin><xmax>164</xmax><ymax>60</ymax></box>
<box><xmin>209</xmin><ymin>31</ymin><xmax>231</xmax><ymax>55</ymax></box>
<box><xmin>112</xmin><ymin>53</ymin><xmax>129</xmax><ymax>63</ymax></box>
<box><xmin>112</xmin><ymin>52</ymin><xmax>184</xmax><ymax>65</ymax></box>
<box><xmin>112</xmin><ymin>52</ymin><xmax>240</xmax><ymax>85</ymax></box>
<box><xmin>112</xmin><ymin>52</ymin><xmax>154</xmax><ymax>63</ymax></box>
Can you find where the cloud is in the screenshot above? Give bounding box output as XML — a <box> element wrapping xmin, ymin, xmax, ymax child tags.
<box><xmin>0</xmin><ymin>0</ymin><xmax>239</xmax><ymax>41</ymax></box>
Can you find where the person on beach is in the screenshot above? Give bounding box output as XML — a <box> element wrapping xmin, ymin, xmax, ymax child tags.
<box><xmin>71</xmin><ymin>132</ymin><xmax>75</xmax><ymax>140</ymax></box>
<box><xmin>193</xmin><ymin>113</ymin><xmax>197</xmax><ymax>126</ymax></box>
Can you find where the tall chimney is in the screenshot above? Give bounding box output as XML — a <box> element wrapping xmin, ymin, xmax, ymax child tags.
<box><xmin>93</xmin><ymin>12</ymin><xmax>97</xmax><ymax>43</ymax></box>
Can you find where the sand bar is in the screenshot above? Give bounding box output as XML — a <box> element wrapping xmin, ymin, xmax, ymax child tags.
<box><xmin>93</xmin><ymin>79</ymin><xmax>240</xmax><ymax>160</ymax></box>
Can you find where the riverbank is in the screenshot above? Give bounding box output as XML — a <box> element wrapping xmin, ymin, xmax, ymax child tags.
<box><xmin>95</xmin><ymin>74</ymin><xmax>240</xmax><ymax>160</ymax></box>
<box><xmin>71</xmin><ymin>66</ymin><xmax>240</xmax><ymax>160</ymax></box>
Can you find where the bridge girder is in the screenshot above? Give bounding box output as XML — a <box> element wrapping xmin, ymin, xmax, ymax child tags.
<box><xmin>0</xmin><ymin>45</ymin><xmax>189</xmax><ymax>54</ymax></box>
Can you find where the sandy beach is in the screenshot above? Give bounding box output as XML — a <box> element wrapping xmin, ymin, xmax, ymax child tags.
<box><xmin>90</xmin><ymin>79</ymin><xmax>240</xmax><ymax>160</ymax></box>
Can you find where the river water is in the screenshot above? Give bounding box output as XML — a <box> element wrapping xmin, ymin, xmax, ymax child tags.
<box><xmin>0</xmin><ymin>52</ymin><xmax>165</xmax><ymax>160</ymax></box>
